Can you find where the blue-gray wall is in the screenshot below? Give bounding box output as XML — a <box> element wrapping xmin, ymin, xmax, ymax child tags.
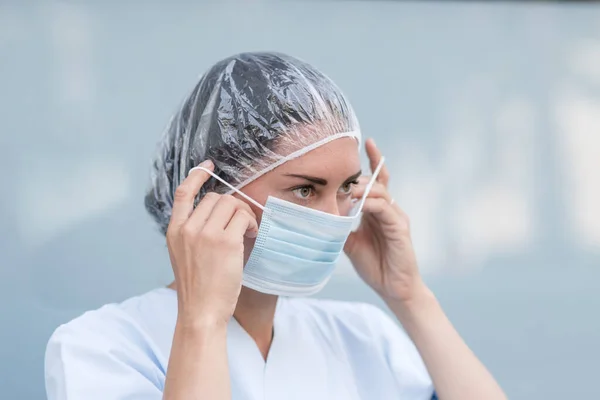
<box><xmin>1</xmin><ymin>2</ymin><xmax>599</xmax><ymax>399</ymax></box>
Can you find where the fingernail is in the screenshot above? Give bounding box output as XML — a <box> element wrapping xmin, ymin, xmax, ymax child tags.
<box><xmin>199</xmin><ymin>160</ymin><xmax>213</xmax><ymax>168</ymax></box>
<box><xmin>246</xmin><ymin>230</ymin><xmax>258</xmax><ymax>238</ymax></box>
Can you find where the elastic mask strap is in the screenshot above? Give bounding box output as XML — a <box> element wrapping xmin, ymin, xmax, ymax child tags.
<box><xmin>355</xmin><ymin>156</ymin><xmax>385</xmax><ymax>213</ymax></box>
<box><xmin>188</xmin><ymin>166</ymin><xmax>265</xmax><ymax>210</ymax></box>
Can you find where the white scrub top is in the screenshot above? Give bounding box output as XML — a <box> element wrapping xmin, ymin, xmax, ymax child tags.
<box><xmin>45</xmin><ymin>288</ymin><xmax>435</xmax><ymax>400</ymax></box>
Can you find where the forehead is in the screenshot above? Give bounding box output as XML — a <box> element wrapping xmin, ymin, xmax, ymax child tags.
<box><xmin>275</xmin><ymin>137</ymin><xmax>360</xmax><ymax>176</ymax></box>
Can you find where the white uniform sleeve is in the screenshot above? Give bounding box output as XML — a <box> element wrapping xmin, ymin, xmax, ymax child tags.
<box><xmin>363</xmin><ymin>303</ymin><xmax>435</xmax><ymax>399</ymax></box>
<box><xmin>45</xmin><ymin>309</ymin><xmax>164</xmax><ymax>400</ymax></box>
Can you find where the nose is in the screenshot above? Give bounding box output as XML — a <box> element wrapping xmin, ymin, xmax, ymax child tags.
<box><xmin>317</xmin><ymin>194</ymin><xmax>342</xmax><ymax>216</ymax></box>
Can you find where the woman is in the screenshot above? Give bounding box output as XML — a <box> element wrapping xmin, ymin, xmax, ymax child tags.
<box><xmin>45</xmin><ymin>52</ymin><xmax>506</xmax><ymax>400</ymax></box>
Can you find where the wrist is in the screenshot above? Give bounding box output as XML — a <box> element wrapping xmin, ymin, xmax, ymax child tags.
<box><xmin>176</xmin><ymin>309</ymin><xmax>231</xmax><ymax>333</ymax></box>
<box><xmin>176</xmin><ymin>292</ymin><xmax>234</xmax><ymax>327</ymax></box>
<box><xmin>380</xmin><ymin>276</ymin><xmax>431</xmax><ymax>304</ymax></box>
<box><xmin>384</xmin><ymin>280</ymin><xmax>437</xmax><ymax>322</ymax></box>
<box><xmin>173</xmin><ymin>314</ymin><xmax>229</xmax><ymax>357</ymax></box>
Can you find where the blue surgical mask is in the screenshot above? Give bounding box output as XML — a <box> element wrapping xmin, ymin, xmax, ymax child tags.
<box><xmin>191</xmin><ymin>158</ymin><xmax>384</xmax><ymax>296</ymax></box>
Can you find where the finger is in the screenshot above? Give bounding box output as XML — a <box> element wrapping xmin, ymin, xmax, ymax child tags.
<box><xmin>204</xmin><ymin>195</ymin><xmax>257</xmax><ymax>232</ymax></box>
<box><xmin>363</xmin><ymin>197</ymin><xmax>411</xmax><ymax>234</ymax></box>
<box><xmin>352</xmin><ymin>181</ymin><xmax>392</xmax><ymax>203</ymax></box>
<box><xmin>169</xmin><ymin>160</ymin><xmax>214</xmax><ymax>228</ymax></box>
<box><xmin>184</xmin><ymin>192</ymin><xmax>221</xmax><ymax>232</ymax></box>
<box><xmin>391</xmin><ymin>201</ymin><xmax>405</xmax><ymax>216</ymax></box>
<box><xmin>361</xmin><ymin>197</ymin><xmax>399</xmax><ymax>226</ymax></box>
<box><xmin>226</xmin><ymin>209</ymin><xmax>259</xmax><ymax>239</ymax></box>
<box><xmin>365</xmin><ymin>138</ymin><xmax>390</xmax><ymax>187</ymax></box>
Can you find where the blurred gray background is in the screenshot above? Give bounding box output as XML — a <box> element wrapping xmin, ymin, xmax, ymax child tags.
<box><xmin>1</xmin><ymin>1</ymin><xmax>599</xmax><ymax>399</ymax></box>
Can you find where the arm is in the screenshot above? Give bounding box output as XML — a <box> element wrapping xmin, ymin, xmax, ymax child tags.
<box><xmin>163</xmin><ymin>319</ymin><xmax>229</xmax><ymax>400</ymax></box>
<box><xmin>162</xmin><ymin>160</ymin><xmax>258</xmax><ymax>400</ymax></box>
<box><xmin>346</xmin><ymin>138</ymin><xmax>506</xmax><ymax>400</ymax></box>
<box><xmin>387</xmin><ymin>282</ymin><xmax>506</xmax><ymax>400</ymax></box>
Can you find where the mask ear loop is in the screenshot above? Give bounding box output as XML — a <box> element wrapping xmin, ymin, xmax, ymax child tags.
<box><xmin>188</xmin><ymin>166</ymin><xmax>265</xmax><ymax>211</ymax></box>
<box><xmin>190</xmin><ymin>156</ymin><xmax>385</xmax><ymax>215</ymax></box>
<box><xmin>353</xmin><ymin>156</ymin><xmax>385</xmax><ymax>214</ymax></box>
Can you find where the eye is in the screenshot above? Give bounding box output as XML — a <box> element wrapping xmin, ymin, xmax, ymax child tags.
<box><xmin>339</xmin><ymin>180</ymin><xmax>358</xmax><ymax>195</ymax></box>
<box><xmin>291</xmin><ymin>185</ymin><xmax>315</xmax><ymax>200</ymax></box>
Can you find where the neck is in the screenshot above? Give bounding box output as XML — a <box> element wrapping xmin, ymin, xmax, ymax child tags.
<box><xmin>234</xmin><ymin>286</ymin><xmax>278</xmax><ymax>360</ymax></box>
<box><xmin>168</xmin><ymin>282</ymin><xmax>278</xmax><ymax>361</ymax></box>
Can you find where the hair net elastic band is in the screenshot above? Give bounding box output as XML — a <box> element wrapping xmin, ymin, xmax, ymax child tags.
<box><xmin>226</xmin><ymin>130</ymin><xmax>361</xmax><ymax>193</ymax></box>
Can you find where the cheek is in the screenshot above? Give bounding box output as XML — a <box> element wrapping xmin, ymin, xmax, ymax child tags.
<box><xmin>250</xmin><ymin>204</ymin><xmax>264</xmax><ymax>224</ymax></box>
<box><xmin>338</xmin><ymin>198</ymin><xmax>355</xmax><ymax>217</ymax></box>
<box><xmin>233</xmin><ymin>190</ymin><xmax>265</xmax><ymax>223</ymax></box>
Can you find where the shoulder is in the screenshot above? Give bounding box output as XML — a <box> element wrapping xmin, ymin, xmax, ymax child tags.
<box><xmin>47</xmin><ymin>287</ymin><xmax>176</xmax><ymax>350</ymax></box>
<box><xmin>45</xmin><ymin>288</ymin><xmax>175</xmax><ymax>399</ymax></box>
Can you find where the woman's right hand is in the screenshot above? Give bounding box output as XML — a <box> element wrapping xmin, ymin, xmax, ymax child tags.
<box><xmin>166</xmin><ymin>160</ymin><xmax>259</xmax><ymax>326</ymax></box>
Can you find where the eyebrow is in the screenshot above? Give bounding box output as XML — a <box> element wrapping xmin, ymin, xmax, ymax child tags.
<box><xmin>284</xmin><ymin>170</ymin><xmax>362</xmax><ymax>186</ymax></box>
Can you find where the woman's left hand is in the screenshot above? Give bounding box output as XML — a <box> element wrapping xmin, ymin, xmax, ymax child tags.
<box><xmin>344</xmin><ymin>138</ymin><xmax>425</xmax><ymax>303</ymax></box>
<box><xmin>347</xmin><ymin>142</ymin><xmax>508</xmax><ymax>400</ymax></box>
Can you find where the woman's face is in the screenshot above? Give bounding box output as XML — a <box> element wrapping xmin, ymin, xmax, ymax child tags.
<box><xmin>235</xmin><ymin>136</ymin><xmax>361</xmax><ymax>291</ymax></box>
<box><xmin>233</xmin><ymin>136</ymin><xmax>361</xmax><ymax>276</ymax></box>
<box><xmin>239</xmin><ymin>137</ymin><xmax>361</xmax><ymax>219</ymax></box>
<box><xmin>238</xmin><ymin>137</ymin><xmax>361</xmax><ymax>262</ymax></box>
